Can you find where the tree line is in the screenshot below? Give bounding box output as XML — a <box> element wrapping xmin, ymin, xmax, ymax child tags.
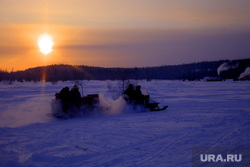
<box><xmin>0</xmin><ymin>59</ymin><xmax>249</xmax><ymax>82</ymax></box>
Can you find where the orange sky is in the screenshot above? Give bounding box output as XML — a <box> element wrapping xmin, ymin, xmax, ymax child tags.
<box><xmin>1</xmin><ymin>0</ymin><xmax>250</xmax><ymax>71</ymax></box>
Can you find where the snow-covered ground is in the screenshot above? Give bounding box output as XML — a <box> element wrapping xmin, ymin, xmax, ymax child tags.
<box><xmin>0</xmin><ymin>80</ymin><xmax>250</xmax><ymax>166</ymax></box>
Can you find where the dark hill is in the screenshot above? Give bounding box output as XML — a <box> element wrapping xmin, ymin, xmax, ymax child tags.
<box><xmin>1</xmin><ymin>59</ymin><xmax>249</xmax><ymax>82</ymax></box>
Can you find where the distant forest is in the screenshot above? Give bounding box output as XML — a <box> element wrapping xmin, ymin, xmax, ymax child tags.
<box><xmin>1</xmin><ymin>59</ymin><xmax>250</xmax><ymax>82</ymax></box>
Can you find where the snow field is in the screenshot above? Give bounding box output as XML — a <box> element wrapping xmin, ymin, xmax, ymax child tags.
<box><xmin>0</xmin><ymin>80</ymin><xmax>250</xmax><ymax>166</ymax></box>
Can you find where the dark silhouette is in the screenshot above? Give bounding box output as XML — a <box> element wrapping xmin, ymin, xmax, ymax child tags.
<box><xmin>57</xmin><ymin>87</ymin><xmax>71</xmax><ymax>113</ymax></box>
<box><xmin>59</xmin><ymin>87</ymin><xmax>70</xmax><ymax>102</ymax></box>
<box><xmin>1</xmin><ymin>59</ymin><xmax>249</xmax><ymax>82</ymax></box>
<box><xmin>134</xmin><ymin>85</ymin><xmax>144</xmax><ymax>104</ymax></box>
<box><xmin>52</xmin><ymin>85</ymin><xmax>99</xmax><ymax>117</ymax></box>
<box><xmin>123</xmin><ymin>84</ymin><xmax>135</xmax><ymax>101</ymax></box>
<box><xmin>122</xmin><ymin>84</ymin><xmax>168</xmax><ymax>111</ymax></box>
<box><xmin>70</xmin><ymin>85</ymin><xmax>81</xmax><ymax>101</ymax></box>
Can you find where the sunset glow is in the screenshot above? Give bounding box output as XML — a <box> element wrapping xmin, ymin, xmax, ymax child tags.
<box><xmin>0</xmin><ymin>0</ymin><xmax>250</xmax><ymax>71</ymax></box>
<box><xmin>38</xmin><ymin>34</ymin><xmax>54</xmax><ymax>55</ymax></box>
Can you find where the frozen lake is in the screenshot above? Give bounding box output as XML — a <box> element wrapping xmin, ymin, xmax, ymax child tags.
<box><xmin>0</xmin><ymin>80</ymin><xmax>250</xmax><ymax>166</ymax></box>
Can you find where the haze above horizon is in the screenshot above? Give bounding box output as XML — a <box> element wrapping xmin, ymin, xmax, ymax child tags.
<box><xmin>1</xmin><ymin>0</ymin><xmax>250</xmax><ymax>71</ymax></box>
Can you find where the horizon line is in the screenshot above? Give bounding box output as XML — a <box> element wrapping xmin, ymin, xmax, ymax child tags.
<box><xmin>3</xmin><ymin>58</ymin><xmax>249</xmax><ymax>73</ymax></box>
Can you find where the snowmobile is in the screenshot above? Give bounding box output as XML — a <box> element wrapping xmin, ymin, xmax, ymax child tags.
<box><xmin>51</xmin><ymin>87</ymin><xmax>167</xmax><ymax>118</ymax></box>
<box><xmin>123</xmin><ymin>89</ymin><xmax>168</xmax><ymax>112</ymax></box>
<box><xmin>50</xmin><ymin>87</ymin><xmax>100</xmax><ymax>118</ymax></box>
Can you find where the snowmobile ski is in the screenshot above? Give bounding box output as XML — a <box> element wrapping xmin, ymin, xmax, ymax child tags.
<box><xmin>150</xmin><ymin>105</ymin><xmax>168</xmax><ymax>111</ymax></box>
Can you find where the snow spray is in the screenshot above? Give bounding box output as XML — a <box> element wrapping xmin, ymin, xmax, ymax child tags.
<box><xmin>98</xmin><ymin>93</ymin><xmax>148</xmax><ymax>116</ymax></box>
<box><xmin>0</xmin><ymin>96</ymin><xmax>52</xmax><ymax>128</ymax></box>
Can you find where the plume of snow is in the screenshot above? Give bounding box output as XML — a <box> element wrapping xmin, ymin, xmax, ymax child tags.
<box><xmin>217</xmin><ymin>62</ymin><xmax>239</xmax><ymax>75</ymax></box>
<box><xmin>239</xmin><ymin>67</ymin><xmax>250</xmax><ymax>79</ymax></box>
<box><xmin>0</xmin><ymin>96</ymin><xmax>52</xmax><ymax>128</ymax></box>
<box><xmin>98</xmin><ymin>94</ymin><xmax>126</xmax><ymax>115</ymax></box>
<box><xmin>98</xmin><ymin>94</ymin><xmax>147</xmax><ymax>115</ymax></box>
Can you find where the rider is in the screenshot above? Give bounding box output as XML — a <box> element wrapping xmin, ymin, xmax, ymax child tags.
<box><xmin>123</xmin><ymin>84</ymin><xmax>135</xmax><ymax>101</ymax></box>
<box><xmin>59</xmin><ymin>87</ymin><xmax>70</xmax><ymax>102</ymax></box>
<box><xmin>134</xmin><ymin>85</ymin><xmax>145</xmax><ymax>104</ymax></box>
<box><xmin>70</xmin><ymin>84</ymin><xmax>81</xmax><ymax>101</ymax></box>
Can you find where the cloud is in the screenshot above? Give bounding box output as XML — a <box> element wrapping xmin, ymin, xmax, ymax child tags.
<box><xmin>58</xmin><ymin>28</ymin><xmax>250</xmax><ymax>67</ymax></box>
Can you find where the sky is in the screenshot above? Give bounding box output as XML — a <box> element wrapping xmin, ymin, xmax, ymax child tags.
<box><xmin>0</xmin><ymin>0</ymin><xmax>250</xmax><ymax>71</ymax></box>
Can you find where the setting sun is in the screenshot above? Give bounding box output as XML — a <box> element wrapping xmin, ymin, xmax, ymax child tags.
<box><xmin>38</xmin><ymin>33</ymin><xmax>54</xmax><ymax>55</ymax></box>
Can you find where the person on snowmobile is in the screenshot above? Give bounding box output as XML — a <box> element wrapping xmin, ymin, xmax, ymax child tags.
<box><xmin>123</xmin><ymin>84</ymin><xmax>135</xmax><ymax>101</ymax></box>
<box><xmin>70</xmin><ymin>84</ymin><xmax>81</xmax><ymax>101</ymax></box>
<box><xmin>134</xmin><ymin>85</ymin><xmax>145</xmax><ymax>104</ymax></box>
<box><xmin>57</xmin><ymin>86</ymin><xmax>71</xmax><ymax>113</ymax></box>
<box><xmin>59</xmin><ymin>87</ymin><xmax>70</xmax><ymax>102</ymax></box>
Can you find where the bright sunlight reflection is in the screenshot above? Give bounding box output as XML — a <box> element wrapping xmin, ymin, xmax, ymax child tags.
<box><xmin>38</xmin><ymin>33</ymin><xmax>54</xmax><ymax>55</ymax></box>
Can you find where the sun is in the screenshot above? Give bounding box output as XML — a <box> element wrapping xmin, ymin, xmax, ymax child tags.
<box><xmin>38</xmin><ymin>33</ymin><xmax>54</xmax><ymax>55</ymax></box>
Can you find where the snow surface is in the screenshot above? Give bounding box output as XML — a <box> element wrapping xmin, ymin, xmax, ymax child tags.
<box><xmin>0</xmin><ymin>80</ymin><xmax>250</xmax><ymax>166</ymax></box>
